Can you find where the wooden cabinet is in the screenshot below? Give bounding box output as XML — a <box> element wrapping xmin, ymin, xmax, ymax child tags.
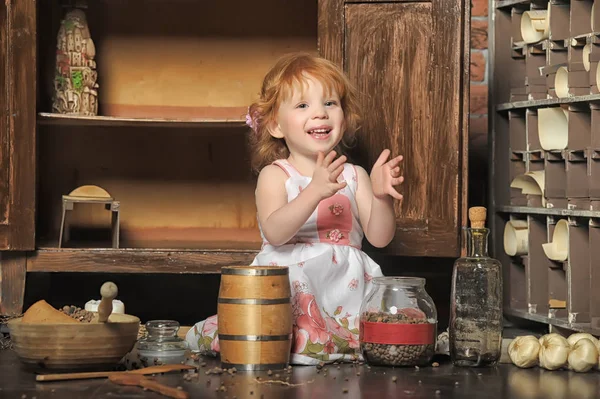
<box><xmin>0</xmin><ymin>0</ymin><xmax>36</xmax><ymax>251</ymax></box>
<box><xmin>491</xmin><ymin>0</ymin><xmax>600</xmax><ymax>334</ymax></box>
<box><xmin>0</xmin><ymin>0</ymin><xmax>469</xmax><ymax>315</ymax></box>
<box><xmin>339</xmin><ymin>0</ymin><xmax>469</xmax><ymax>256</ymax></box>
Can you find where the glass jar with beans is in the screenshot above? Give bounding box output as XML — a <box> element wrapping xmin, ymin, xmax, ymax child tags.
<box><xmin>359</xmin><ymin>277</ymin><xmax>437</xmax><ymax>367</ymax></box>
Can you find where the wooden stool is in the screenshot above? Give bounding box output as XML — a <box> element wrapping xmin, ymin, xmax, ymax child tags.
<box><xmin>58</xmin><ymin>185</ymin><xmax>120</xmax><ymax>248</ymax></box>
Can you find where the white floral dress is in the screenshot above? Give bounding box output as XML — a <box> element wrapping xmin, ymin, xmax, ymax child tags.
<box><xmin>186</xmin><ymin>159</ymin><xmax>383</xmax><ymax>365</ymax></box>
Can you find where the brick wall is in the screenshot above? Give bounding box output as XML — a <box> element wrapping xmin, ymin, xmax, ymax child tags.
<box><xmin>469</xmin><ymin>0</ymin><xmax>489</xmax><ymax>208</ymax></box>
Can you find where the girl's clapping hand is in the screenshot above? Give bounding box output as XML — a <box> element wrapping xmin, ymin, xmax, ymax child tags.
<box><xmin>309</xmin><ymin>150</ymin><xmax>348</xmax><ymax>200</ymax></box>
<box><xmin>370</xmin><ymin>149</ymin><xmax>404</xmax><ymax>201</ymax></box>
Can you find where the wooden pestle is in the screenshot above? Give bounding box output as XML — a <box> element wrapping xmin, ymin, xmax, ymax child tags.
<box><xmin>98</xmin><ymin>281</ymin><xmax>118</xmax><ymax>323</ymax></box>
<box><xmin>36</xmin><ymin>364</ymin><xmax>196</xmax><ymax>382</ymax></box>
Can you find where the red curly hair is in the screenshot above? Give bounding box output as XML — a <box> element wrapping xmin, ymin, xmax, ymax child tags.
<box><xmin>247</xmin><ymin>52</ymin><xmax>361</xmax><ymax>173</ymax></box>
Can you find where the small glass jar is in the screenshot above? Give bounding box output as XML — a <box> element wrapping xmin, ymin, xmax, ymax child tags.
<box><xmin>359</xmin><ymin>277</ymin><xmax>437</xmax><ymax>367</ymax></box>
<box><xmin>137</xmin><ymin>320</ymin><xmax>189</xmax><ymax>366</ymax></box>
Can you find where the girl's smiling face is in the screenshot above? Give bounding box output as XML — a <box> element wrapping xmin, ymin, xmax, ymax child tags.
<box><xmin>270</xmin><ymin>74</ymin><xmax>345</xmax><ymax>160</ymax></box>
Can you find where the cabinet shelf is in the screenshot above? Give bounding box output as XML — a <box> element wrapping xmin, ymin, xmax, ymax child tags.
<box><xmin>505</xmin><ymin>308</ymin><xmax>600</xmax><ymax>336</ymax></box>
<box><xmin>496</xmin><ymin>94</ymin><xmax>600</xmax><ymax>112</ymax></box>
<box><xmin>27</xmin><ymin>247</ymin><xmax>258</xmax><ymax>274</ymax></box>
<box><xmin>495</xmin><ymin>0</ymin><xmax>531</xmax><ymax>9</ymax></box>
<box><xmin>37</xmin><ymin>113</ymin><xmax>247</xmax><ymax>129</ymax></box>
<box><xmin>496</xmin><ymin>205</ymin><xmax>600</xmax><ymax>218</ymax></box>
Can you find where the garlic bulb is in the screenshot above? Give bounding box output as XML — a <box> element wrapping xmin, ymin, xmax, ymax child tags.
<box><xmin>568</xmin><ymin>338</ymin><xmax>598</xmax><ymax>372</ymax></box>
<box><xmin>508</xmin><ymin>335</ymin><xmax>540</xmax><ymax>368</ymax></box>
<box><xmin>538</xmin><ymin>333</ymin><xmax>570</xmax><ymax>370</ymax></box>
<box><xmin>567</xmin><ymin>333</ymin><xmax>599</xmax><ymax>347</ymax></box>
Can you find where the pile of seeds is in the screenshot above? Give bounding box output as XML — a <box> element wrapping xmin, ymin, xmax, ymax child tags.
<box><xmin>60</xmin><ymin>305</ymin><xmax>94</xmax><ymax>323</ymax></box>
<box><xmin>0</xmin><ymin>333</ymin><xmax>11</xmax><ymax>350</ymax></box>
<box><xmin>361</xmin><ymin>311</ymin><xmax>435</xmax><ymax>366</ymax></box>
<box><xmin>0</xmin><ymin>315</ymin><xmax>19</xmax><ymax>350</ymax></box>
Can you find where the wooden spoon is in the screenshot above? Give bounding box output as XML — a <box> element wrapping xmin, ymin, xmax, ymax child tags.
<box><xmin>109</xmin><ymin>374</ymin><xmax>190</xmax><ymax>399</ymax></box>
<box><xmin>36</xmin><ymin>363</ymin><xmax>196</xmax><ymax>382</ymax></box>
<box><xmin>98</xmin><ymin>281</ymin><xmax>118</xmax><ymax>323</ymax></box>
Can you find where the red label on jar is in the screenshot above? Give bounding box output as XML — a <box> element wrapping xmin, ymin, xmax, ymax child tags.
<box><xmin>360</xmin><ymin>322</ymin><xmax>435</xmax><ymax>345</ymax></box>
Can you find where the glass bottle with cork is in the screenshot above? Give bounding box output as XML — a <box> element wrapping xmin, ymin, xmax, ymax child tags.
<box><xmin>449</xmin><ymin>206</ymin><xmax>503</xmax><ymax>367</ymax></box>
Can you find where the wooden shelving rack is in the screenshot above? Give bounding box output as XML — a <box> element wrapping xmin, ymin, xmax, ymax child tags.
<box><xmin>22</xmin><ymin>0</ymin><xmax>317</xmax><ymax>276</ymax></box>
<box><xmin>491</xmin><ymin>0</ymin><xmax>600</xmax><ymax>335</ymax></box>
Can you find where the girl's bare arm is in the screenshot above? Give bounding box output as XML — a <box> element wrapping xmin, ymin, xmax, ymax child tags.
<box><xmin>256</xmin><ymin>152</ymin><xmax>347</xmax><ymax>246</ymax></box>
<box><xmin>355</xmin><ymin>165</ymin><xmax>399</xmax><ymax>248</ymax></box>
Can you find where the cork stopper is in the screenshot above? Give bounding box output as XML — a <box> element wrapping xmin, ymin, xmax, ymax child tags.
<box><xmin>469</xmin><ymin>206</ymin><xmax>487</xmax><ymax>228</ymax></box>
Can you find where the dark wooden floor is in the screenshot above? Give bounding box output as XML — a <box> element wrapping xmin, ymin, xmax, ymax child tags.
<box><xmin>1</xmin><ymin>350</ymin><xmax>600</xmax><ymax>398</ymax></box>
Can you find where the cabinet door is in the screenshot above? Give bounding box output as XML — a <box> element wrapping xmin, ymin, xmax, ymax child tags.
<box><xmin>0</xmin><ymin>0</ymin><xmax>36</xmax><ymax>250</ymax></box>
<box><xmin>319</xmin><ymin>0</ymin><xmax>469</xmax><ymax>257</ymax></box>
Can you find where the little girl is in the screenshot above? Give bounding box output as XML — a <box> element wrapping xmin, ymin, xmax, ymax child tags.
<box><xmin>186</xmin><ymin>52</ymin><xmax>404</xmax><ymax>365</ymax></box>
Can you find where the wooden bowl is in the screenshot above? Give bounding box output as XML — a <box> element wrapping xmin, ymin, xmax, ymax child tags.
<box><xmin>8</xmin><ymin>313</ymin><xmax>140</xmax><ymax>370</ymax></box>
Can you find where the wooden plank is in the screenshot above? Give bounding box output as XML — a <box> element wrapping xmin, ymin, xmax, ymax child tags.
<box><xmin>37</xmin><ymin>113</ymin><xmax>247</xmax><ymax>129</ymax></box>
<box><xmin>495</xmin><ymin>0</ymin><xmax>533</xmax><ymax>9</ymax></box>
<box><xmin>344</xmin><ymin>0</ymin><xmax>465</xmax><ymax>257</ymax></box>
<box><xmin>460</xmin><ymin>0</ymin><xmax>470</xmax><ymax>255</ymax></box>
<box><xmin>509</xmin><ymin>258</ymin><xmax>527</xmax><ymax>309</ymax></box>
<box><xmin>497</xmin><ymin>205</ymin><xmax>600</xmax><ymax>217</ymax></box>
<box><xmin>589</xmin><ymin>222</ymin><xmax>600</xmax><ymax>330</ymax></box>
<box><xmin>0</xmin><ymin>251</ymin><xmax>26</xmax><ymax>316</ymax></box>
<box><xmin>0</xmin><ymin>1</ymin><xmax>8</xmax><ymax>227</ymax></box>
<box><xmin>27</xmin><ymin>248</ymin><xmax>258</xmax><ymax>274</ymax></box>
<box><xmin>9</xmin><ymin>0</ymin><xmax>36</xmax><ymax>249</ymax></box>
<box><xmin>567</xmin><ymin>219</ymin><xmax>590</xmax><ymax>323</ymax></box>
<box><xmin>318</xmin><ymin>0</ymin><xmax>344</xmax><ymax>67</ymax></box>
<box><xmin>0</xmin><ymin>0</ymin><xmax>36</xmax><ymax>251</ymax></box>
<box><xmin>527</xmin><ymin>215</ymin><xmax>550</xmax><ymax>315</ymax></box>
<box><xmin>429</xmin><ymin>0</ymin><xmax>465</xmax><ymax>253</ymax></box>
<box><xmin>505</xmin><ymin>307</ymin><xmax>600</xmax><ymax>335</ymax></box>
<box><xmin>363</xmin><ymin>219</ymin><xmax>459</xmax><ymax>257</ymax></box>
<box><xmin>497</xmin><ymin>94</ymin><xmax>600</xmax><ymax>111</ymax></box>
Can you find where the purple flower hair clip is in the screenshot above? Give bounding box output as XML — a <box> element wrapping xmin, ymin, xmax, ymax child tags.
<box><xmin>245</xmin><ymin>107</ymin><xmax>259</xmax><ymax>131</ymax></box>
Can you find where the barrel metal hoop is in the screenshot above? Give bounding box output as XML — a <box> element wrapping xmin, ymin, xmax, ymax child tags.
<box><xmin>221</xmin><ymin>268</ymin><xmax>288</xmax><ymax>276</ymax></box>
<box><xmin>218</xmin><ymin>298</ymin><xmax>290</xmax><ymax>305</ymax></box>
<box><xmin>220</xmin><ymin>362</ymin><xmax>289</xmax><ymax>371</ymax></box>
<box><xmin>218</xmin><ymin>334</ymin><xmax>292</xmax><ymax>341</ymax></box>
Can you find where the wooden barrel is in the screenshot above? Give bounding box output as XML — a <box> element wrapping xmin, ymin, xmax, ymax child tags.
<box><xmin>218</xmin><ymin>266</ymin><xmax>292</xmax><ymax>371</ymax></box>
